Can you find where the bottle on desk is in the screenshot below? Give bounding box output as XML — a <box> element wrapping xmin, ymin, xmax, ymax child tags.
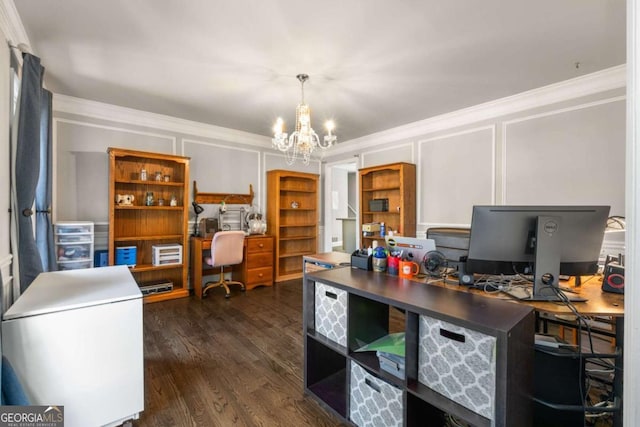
<box><xmin>380</xmin><ymin>222</ymin><xmax>386</xmax><ymax>237</ymax></box>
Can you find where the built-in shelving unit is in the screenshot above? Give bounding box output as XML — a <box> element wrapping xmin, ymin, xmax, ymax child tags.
<box><xmin>107</xmin><ymin>147</ymin><xmax>190</xmax><ymax>302</ymax></box>
<box><xmin>267</xmin><ymin>170</ymin><xmax>319</xmax><ymax>282</ymax></box>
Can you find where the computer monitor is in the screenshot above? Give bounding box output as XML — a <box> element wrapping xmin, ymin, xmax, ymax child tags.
<box><xmin>466</xmin><ymin>205</ymin><xmax>610</xmax><ymax>301</ymax></box>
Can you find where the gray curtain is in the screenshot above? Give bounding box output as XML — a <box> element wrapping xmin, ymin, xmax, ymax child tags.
<box><xmin>35</xmin><ymin>88</ymin><xmax>55</xmax><ymax>271</ymax></box>
<box><xmin>15</xmin><ymin>53</ymin><xmax>45</xmax><ymax>291</ymax></box>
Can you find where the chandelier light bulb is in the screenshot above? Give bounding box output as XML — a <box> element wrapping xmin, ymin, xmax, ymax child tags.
<box><xmin>273</xmin><ymin>117</ymin><xmax>284</xmax><ymax>134</ymax></box>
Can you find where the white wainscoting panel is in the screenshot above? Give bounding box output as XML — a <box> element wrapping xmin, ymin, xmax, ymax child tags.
<box><xmin>54</xmin><ymin>119</ymin><xmax>176</xmax><ymax>223</ymax></box>
<box><xmin>361</xmin><ymin>143</ymin><xmax>413</xmax><ymax>168</ymax></box>
<box><xmin>503</xmin><ymin>98</ymin><xmax>625</xmax><ymax>216</ymax></box>
<box><xmin>184</xmin><ymin>139</ymin><xmax>262</xmax><ymax>218</ymax></box>
<box><xmin>263</xmin><ymin>152</ymin><xmax>322</xmax><ymax>176</ymax></box>
<box><xmin>418</xmin><ymin>126</ymin><xmax>495</xmax><ymax>226</ymax></box>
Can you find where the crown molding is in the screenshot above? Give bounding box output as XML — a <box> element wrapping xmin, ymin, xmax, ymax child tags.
<box><xmin>0</xmin><ymin>0</ymin><xmax>30</xmax><ymax>49</ymax></box>
<box><xmin>53</xmin><ymin>64</ymin><xmax>625</xmax><ymax>156</ymax></box>
<box><xmin>329</xmin><ymin>65</ymin><xmax>626</xmax><ymax>156</ymax></box>
<box><xmin>53</xmin><ymin>94</ymin><xmax>271</xmax><ymax>147</ymax></box>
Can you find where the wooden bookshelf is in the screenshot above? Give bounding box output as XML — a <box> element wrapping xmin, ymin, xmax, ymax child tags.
<box><xmin>107</xmin><ymin>148</ymin><xmax>190</xmax><ymax>302</ymax></box>
<box><xmin>359</xmin><ymin>162</ymin><xmax>416</xmax><ymax>246</ymax></box>
<box><xmin>267</xmin><ymin>170</ymin><xmax>319</xmax><ymax>282</ymax></box>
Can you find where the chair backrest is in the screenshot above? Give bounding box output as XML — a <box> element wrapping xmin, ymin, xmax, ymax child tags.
<box><xmin>209</xmin><ymin>231</ymin><xmax>245</xmax><ymax>267</ymax></box>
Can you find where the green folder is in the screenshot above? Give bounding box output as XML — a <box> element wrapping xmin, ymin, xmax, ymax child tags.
<box><xmin>355</xmin><ymin>332</ymin><xmax>405</xmax><ymax>357</ymax></box>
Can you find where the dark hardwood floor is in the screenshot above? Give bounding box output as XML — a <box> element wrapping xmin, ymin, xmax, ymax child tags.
<box><xmin>136</xmin><ymin>280</ymin><xmax>348</xmax><ymax>427</ymax></box>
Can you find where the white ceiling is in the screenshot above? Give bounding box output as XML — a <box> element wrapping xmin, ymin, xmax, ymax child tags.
<box><xmin>14</xmin><ymin>0</ymin><xmax>626</xmax><ymax>142</ymax></box>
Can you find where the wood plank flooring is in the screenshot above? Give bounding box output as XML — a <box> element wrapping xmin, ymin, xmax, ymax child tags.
<box><xmin>135</xmin><ymin>280</ymin><xmax>348</xmax><ymax>427</ymax></box>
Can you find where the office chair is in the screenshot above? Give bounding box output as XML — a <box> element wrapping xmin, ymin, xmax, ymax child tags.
<box><xmin>203</xmin><ymin>230</ymin><xmax>246</xmax><ymax>298</ymax></box>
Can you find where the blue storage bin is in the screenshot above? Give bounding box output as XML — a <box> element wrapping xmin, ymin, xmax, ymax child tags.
<box><xmin>94</xmin><ymin>250</ymin><xmax>108</xmax><ymax>267</ymax></box>
<box><xmin>115</xmin><ymin>246</ymin><xmax>137</xmax><ymax>267</ymax></box>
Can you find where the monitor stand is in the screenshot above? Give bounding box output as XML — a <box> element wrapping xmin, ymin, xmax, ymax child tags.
<box><xmin>504</xmin><ymin>215</ymin><xmax>587</xmax><ymax>302</ymax></box>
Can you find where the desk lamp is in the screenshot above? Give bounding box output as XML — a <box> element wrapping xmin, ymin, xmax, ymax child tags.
<box><xmin>192</xmin><ymin>201</ymin><xmax>204</xmax><ymax>236</ymax></box>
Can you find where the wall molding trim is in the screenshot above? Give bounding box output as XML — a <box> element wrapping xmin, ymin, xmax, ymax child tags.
<box><xmin>500</xmin><ymin>95</ymin><xmax>626</xmax><ymax>204</ymax></box>
<box><xmin>328</xmin><ymin>65</ymin><xmax>626</xmax><ymax>156</ymax></box>
<box><xmin>53</xmin><ymin>94</ymin><xmax>271</xmax><ymax>147</ymax></box>
<box><xmin>0</xmin><ymin>253</ymin><xmax>12</xmax><ymax>270</ymax></box>
<box><xmin>0</xmin><ymin>0</ymin><xmax>30</xmax><ymax>49</ymax></box>
<box><xmin>417</xmin><ymin>125</ymin><xmax>496</xmax><ymax>226</ymax></box>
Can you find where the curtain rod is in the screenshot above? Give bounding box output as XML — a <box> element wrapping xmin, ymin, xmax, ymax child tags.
<box><xmin>7</xmin><ymin>42</ymin><xmax>31</xmax><ymax>53</ymax></box>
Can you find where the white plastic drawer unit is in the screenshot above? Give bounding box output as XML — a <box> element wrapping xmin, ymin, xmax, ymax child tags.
<box><xmin>55</xmin><ymin>221</ymin><xmax>95</xmax><ymax>270</ymax></box>
<box><xmin>314</xmin><ymin>281</ymin><xmax>347</xmax><ymax>346</ymax></box>
<box><xmin>418</xmin><ymin>315</ymin><xmax>497</xmax><ymax>420</ymax></box>
<box><xmin>55</xmin><ymin>222</ymin><xmax>93</xmax><ymax>235</ymax></box>
<box><xmin>349</xmin><ymin>361</ymin><xmax>402</xmax><ymax>427</ymax></box>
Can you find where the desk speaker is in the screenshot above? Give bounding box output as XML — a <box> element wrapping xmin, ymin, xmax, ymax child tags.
<box><xmin>602</xmin><ymin>262</ymin><xmax>624</xmax><ymax>294</ymax></box>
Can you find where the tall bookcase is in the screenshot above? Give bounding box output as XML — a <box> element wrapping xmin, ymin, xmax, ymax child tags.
<box><xmin>359</xmin><ymin>162</ymin><xmax>416</xmax><ymax>246</ymax></box>
<box><xmin>267</xmin><ymin>170</ymin><xmax>319</xmax><ymax>282</ymax></box>
<box><xmin>107</xmin><ymin>148</ymin><xmax>190</xmax><ymax>302</ymax></box>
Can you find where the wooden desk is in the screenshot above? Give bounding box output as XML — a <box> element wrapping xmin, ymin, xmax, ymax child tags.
<box><xmin>423</xmin><ymin>275</ymin><xmax>624</xmax><ymax>317</ymax></box>
<box><xmin>190</xmin><ymin>234</ymin><xmax>274</xmax><ymax>299</ymax></box>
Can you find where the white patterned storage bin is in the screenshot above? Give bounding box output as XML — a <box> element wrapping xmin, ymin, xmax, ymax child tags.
<box><xmin>314</xmin><ymin>282</ymin><xmax>347</xmax><ymax>346</ymax></box>
<box><xmin>418</xmin><ymin>315</ymin><xmax>497</xmax><ymax>420</ymax></box>
<box><xmin>349</xmin><ymin>361</ymin><xmax>402</xmax><ymax>427</ymax></box>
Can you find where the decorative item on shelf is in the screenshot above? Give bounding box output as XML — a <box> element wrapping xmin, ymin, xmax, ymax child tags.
<box><xmin>154</xmin><ymin>171</ymin><xmax>162</xmax><ymax>181</ymax></box>
<box><xmin>192</xmin><ymin>201</ymin><xmax>204</xmax><ymax>236</ymax></box>
<box><xmin>158</xmin><ymin>198</ymin><xmax>165</xmax><ymax>206</ymax></box>
<box><xmin>164</xmin><ymin>174</ymin><xmax>170</xmax><ymax>182</ymax></box>
<box><xmin>291</xmin><ymin>201</ymin><xmax>299</xmax><ymax>209</ymax></box>
<box><xmin>116</xmin><ymin>194</ymin><xmax>135</xmax><ymax>206</ymax></box>
<box><xmin>140</xmin><ymin>169</ymin><xmax>147</xmax><ymax>181</ymax></box>
<box><xmin>170</xmin><ymin>194</ymin><xmax>178</xmax><ymax>207</ymax></box>
<box><xmin>247</xmin><ymin>214</ymin><xmax>267</xmax><ymax>235</ymax></box>
<box><xmin>145</xmin><ymin>192</ymin><xmax>154</xmax><ymax>206</ymax></box>
<box><xmin>272</xmin><ymin>73</ymin><xmax>336</xmax><ymax>165</ymax></box>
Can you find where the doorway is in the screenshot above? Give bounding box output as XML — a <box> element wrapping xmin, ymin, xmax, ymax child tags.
<box><xmin>324</xmin><ymin>159</ymin><xmax>359</xmax><ymax>253</ymax></box>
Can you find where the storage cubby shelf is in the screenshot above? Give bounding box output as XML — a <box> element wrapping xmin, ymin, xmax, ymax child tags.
<box><xmin>303</xmin><ymin>267</ymin><xmax>535</xmax><ymax>427</ymax></box>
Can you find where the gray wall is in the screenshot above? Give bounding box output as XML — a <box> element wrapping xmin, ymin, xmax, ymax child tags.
<box><xmin>52</xmin><ymin>69</ymin><xmax>625</xmax><ymax>258</ymax></box>
<box><xmin>324</xmin><ymin>88</ymin><xmax>626</xmax><ymax>245</ymax></box>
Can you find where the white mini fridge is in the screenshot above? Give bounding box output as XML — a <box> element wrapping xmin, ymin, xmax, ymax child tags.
<box><xmin>2</xmin><ymin>265</ymin><xmax>144</xmax><ymax>427</ymax></box>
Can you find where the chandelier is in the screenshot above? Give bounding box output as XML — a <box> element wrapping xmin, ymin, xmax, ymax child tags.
<box><xmin>272</xmin><ymin>74</ymin><xmax>336</xmax><ymax>165</ymax></box>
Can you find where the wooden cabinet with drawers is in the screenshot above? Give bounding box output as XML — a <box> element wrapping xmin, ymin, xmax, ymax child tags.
<box><xmin>234</xmin><ymin>235</ymin><xmax>274</xmax><ymax>290</ymax></box>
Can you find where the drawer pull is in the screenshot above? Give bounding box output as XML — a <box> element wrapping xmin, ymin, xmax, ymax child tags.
<box><xmin>325</xmin><ymin>291</ymin><xmax>338</xmax><ymax>300</ymax></box>
<box><xmin>258</xmin><ymin>273</ymin><xmax>263</xmax><ymax>278</ymax></box>
<box><xmin>365</xmin><ymin>378</ymin><xmax>381</xmax><ymax>393</ymax></box>
<box><xmin>439</xmin><ymin>328</ymin><xmax>466</xmax><ymax>343</ymax></box>
<box><xmin>259</xmin><ymin>243</ymin><xmax>264</xmax><ymax>248</ymax></box>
